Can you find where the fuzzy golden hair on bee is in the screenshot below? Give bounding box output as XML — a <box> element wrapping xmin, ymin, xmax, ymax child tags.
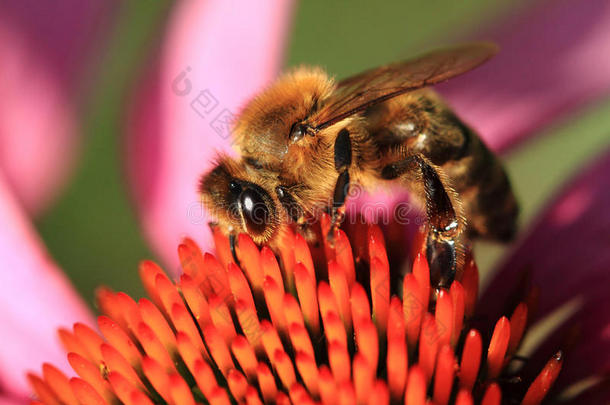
<box><xmin>234</xmin><ymin>66</ymin><xmax>334</xmax><ymax>127</ymax></box>
<box><xmin>231</xmin><ymin>67</ymin><xmax>335</xmax><ymax>161</ymax></box>
<box><xmin>199</xmin><ymin>42</ymin><xmax>517</xmax><ymax>288</ymax></box>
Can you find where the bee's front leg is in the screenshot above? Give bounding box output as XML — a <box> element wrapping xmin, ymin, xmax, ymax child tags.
<box><xmin>327</xmin><ymin>172</ymin><xmax>349</xmax><ymax>246</ymax></box>
<box><xmin>229</xmin><ymin>233</ymin><xmax>240</xmax><ymax>266</ymax></box>
<box><xmin>381</xmin><ymin>152</ymin><xmax>466</xmax><ymax>289</ymax></box>
<box><xmin>328</xmin><ymin>128</ymin><xmax>352</xmax><ymax>245</ymax></box>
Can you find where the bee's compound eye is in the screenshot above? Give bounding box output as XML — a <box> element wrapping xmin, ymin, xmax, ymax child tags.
<box><xmin>239</xmin><ymin>188</ymin><xmax>270</xmax><ymax>235</ymax></box>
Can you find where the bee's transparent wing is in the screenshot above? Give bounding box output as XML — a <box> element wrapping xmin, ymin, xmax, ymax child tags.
<box><xmin>311</xmin><ymin>42</ymin><xmax>498</xmax><ymax>130</ymax></box>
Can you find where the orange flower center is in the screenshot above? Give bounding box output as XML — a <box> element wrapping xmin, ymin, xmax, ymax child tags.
<box><xmin>28</xmin><ymin>216</ymin><xmax>562</xmax><ymax>405</ymax></box>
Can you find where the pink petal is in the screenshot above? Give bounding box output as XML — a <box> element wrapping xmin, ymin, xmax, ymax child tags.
<box><xmin>480</xmin><ymin>149</ymin><xmax>610</xmax><ymax>386</ymax></box>
<box><xmin>0</xmin><ymin>1</ymin><xmax>117</xmax><ymax>214</ymax></box>
<box><xmin>127</xmin><ymin>0</ymin><xmax>294</xmax><ymax>272</ymax></box>
<box><xmin>0</xmin><ymin>173</ymin><xmax>94</xmax><ymax>399</ymax></box>
<box><xmin>439</xmin><ymin>0</ymin><xmax>610</xmax><ymax>152</ymax></box>
<box><xmin>560</xmin><ymin>295</ymin><xmax>610</xmax><ymax>389</ymax></box>
<box><xmin>0</xmin><ymin>398</ymin><xmax>25</xmax><ymax>405</ymax></box>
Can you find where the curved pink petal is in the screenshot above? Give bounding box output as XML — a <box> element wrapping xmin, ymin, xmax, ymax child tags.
<box><xmin>480</xmin><ymin>148</ymin><xmax>610</xmax><ymax>387</ymax></box>
<box><xmin>0</xmin><ymin>398</ymin><xmax>23</xmax><ymax>405</ymax></box>
<box><xmin>0</xmin><ymin>1</ymin><xmax>117</xmax><ymax>215</ymax></box>
<box><xmin>127</xmin><ymin>0</ymin><xmax>294</xmax><ymax>272</ymax></box>
<box><xmin>439</xmin><ymin>0</ymin><xmax>610</xmax><ymax>152</ymax></box>
<box><xmin>0</xmin><ymin>174</ymin><xmax>94</xmax><ymax>400</ymax></box>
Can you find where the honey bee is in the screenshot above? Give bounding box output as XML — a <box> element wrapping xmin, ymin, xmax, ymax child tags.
<box><xmin>200</xmin><ymin>43</ymin><xmax>518</xmax><ymax>288</ymax></box>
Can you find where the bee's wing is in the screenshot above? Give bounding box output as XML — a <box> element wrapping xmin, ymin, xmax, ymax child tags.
<box><xmin>310</xmin><ymin>42</ymin><xmax>498</xmax><ymax>130</ymax></box>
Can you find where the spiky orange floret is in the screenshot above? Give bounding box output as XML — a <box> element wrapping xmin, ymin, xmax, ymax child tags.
<box><xmin>29</xmin><ymin>217</ymin><xmax>562</xmax><ymax>404</ymax></box>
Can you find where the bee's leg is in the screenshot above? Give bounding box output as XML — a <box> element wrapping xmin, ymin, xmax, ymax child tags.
<box><xmin>328</xmin><ymin>128</ymin><xmax>353</xmax><ymax>244</ymax></box>
<box><xmin>328</xmin><ymin>171</ymin><xmax>349</xmax><ymax>245</ymax></box>
<box><xmin>381</xmin><ymin>153</ymin><xmax>464</xmax><ymax>288</ymax></box>
<box><xmin>229</xmin><ymin>233</ymin><xmax>241</xmax><ymax>266</ymax></box>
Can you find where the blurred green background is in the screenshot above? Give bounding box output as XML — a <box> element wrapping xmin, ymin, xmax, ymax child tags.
<box><xmin>35</xmin><ymin>1</ymin><xmax>610</xmax><ymax>305</ymax></box>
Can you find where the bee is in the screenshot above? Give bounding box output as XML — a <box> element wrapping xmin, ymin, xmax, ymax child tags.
<box><xmin>200</xmin><ymin>43</ymin><xmax>518</xmax><ymax>288</ymax></box>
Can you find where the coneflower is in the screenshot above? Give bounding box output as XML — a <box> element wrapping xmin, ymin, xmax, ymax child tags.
<box><xmin>28</xmin><ymin>216</ymin><xmax>562</xmax><ymax>404</ymax></box>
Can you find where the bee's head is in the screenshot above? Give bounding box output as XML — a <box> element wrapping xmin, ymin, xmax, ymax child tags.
<box><xmin>199</xmin><ymin>156</ymin><xmax>279</xmax><ymax>243</ymax></box>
